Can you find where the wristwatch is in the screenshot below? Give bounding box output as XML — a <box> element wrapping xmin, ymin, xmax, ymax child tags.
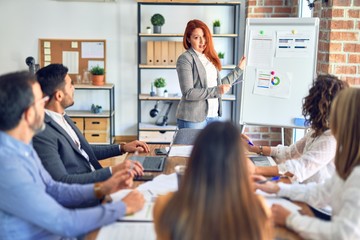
<box><xmin>94</xmin><ymin>183</ymin><xmax>104</xmax><ymax>200</ymax></box>
<box><xmin>259</xmin><ymin>145</ymin><xmax>264</xmax><ymax>155</ymax></box>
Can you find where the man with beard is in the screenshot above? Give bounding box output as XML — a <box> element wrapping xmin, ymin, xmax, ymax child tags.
<box><xmin>33</xmin><ymin>64</ymin><xmax>149</xmax><ymax>203</ymax></box>
<box><xmin>0</xmin><ymin>71</ymin><xmax>145</xmax><ymax>239</ymax></box>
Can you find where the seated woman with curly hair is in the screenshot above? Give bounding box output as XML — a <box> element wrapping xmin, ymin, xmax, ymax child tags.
<box><xmin>242</xmin><ymin>74</ymin><xmax>348</xmax><ymax>184</ymax></box>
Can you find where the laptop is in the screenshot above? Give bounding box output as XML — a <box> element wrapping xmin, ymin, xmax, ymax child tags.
<box><xmin>129</xmin><ymin>129</ymin><xmax>178</xmax><ymax>172</ymax></box>
<box><xmin>249</xmin><ymin>155</ymin><xmax>277</xmax><ymax>167</ymax></box>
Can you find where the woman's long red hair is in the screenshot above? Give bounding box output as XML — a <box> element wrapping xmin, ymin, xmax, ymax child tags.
<box><xmin>182</xmin><ymin>19</ymin><xmax>222</xmax><ymax>70</ymax></box>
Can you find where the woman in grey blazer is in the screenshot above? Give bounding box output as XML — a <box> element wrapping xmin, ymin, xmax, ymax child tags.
<box><xmin>176</xmin><ymin>19</ymin><xmax>246</xmax><ymax>129</ymax></box>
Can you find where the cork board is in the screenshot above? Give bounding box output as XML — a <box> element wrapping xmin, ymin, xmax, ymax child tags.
<box><xmin>38</xmin><ymin>39</ymin><xmax>106</xmax><ymax>81</ymax></box>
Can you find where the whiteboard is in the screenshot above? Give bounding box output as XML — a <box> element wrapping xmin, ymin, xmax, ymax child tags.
<box><xmin>239</xmin><ymin>18</ymin><xmax>319</xmax><ymax>128</ymax></box>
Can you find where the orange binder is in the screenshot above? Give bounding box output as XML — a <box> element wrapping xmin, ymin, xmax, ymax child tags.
<box><xmin>154</xmin><ymin>41</ymin><xmax>162</xmax><ymax>65</ymax></box>
<box><xmin>146</xmin><ymin>41</ymin><xmax>154</xmax><ymax>65</ymax></box>
<box><xmin>168</xmin><ymin>41</ymin><xmax>176</xmax><ymax>65</ymax></box>
<box><xmin>175</xmin><ymin>42</ymin><xmax>185</xmax><ymax>62</ymax></box>
<box><xmin>161</xmin><ymin>41</ymin><xmax>169</xmax><ymax>65</ymax></box>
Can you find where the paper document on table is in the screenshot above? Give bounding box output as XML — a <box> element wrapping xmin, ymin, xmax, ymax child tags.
<box><xmin>97</xmin><ymin>222</ymin><xmax>156</xmax><ymax>240</ymax></box>
<box><xmin>256</xmin><ymin>190</ymin><xmax>301</xmax><ymax>213</ymax></box>
<box><xmin>166</xmin><ymin>145</ymin><xmax>193</xmax><ymax>157</ymax></box>
<box><xmin>120</xmin><ymin>202</ymin><xmax>154</xmax><ymax>222</ymax></box>
<box><xmin>110</xmin><ymin>189</ymin><xmax>154</xmax><ymax>221</ymax></box>
<box><xmin>137</xmin><ymin>173</ymin><xmax>178</xmax><ymax>195</ymax></box>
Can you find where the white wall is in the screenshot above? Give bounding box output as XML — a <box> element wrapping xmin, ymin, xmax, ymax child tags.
<box><xmin>0</xmin><ymin>0</ymin><xmax>139</xmax><ymax>135</ymax></box>
<box><xmin>0</xmin><ymin>0</ymin><xmax>236</xmax><ymax>135</ymax></box>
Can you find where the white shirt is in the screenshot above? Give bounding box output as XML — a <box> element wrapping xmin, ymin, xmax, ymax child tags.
<box><xmin>193</xmin><ymin>48</ymin><xmax>219</xmax><ymax>117</ymax></box>
<box><xmin>277</xmin><ymin>166</ymin><xmax>360</xmax><ymax>240</ymax></box>
<box><xmin>271</xmin><ymin>129</ymin><xmax>336</xmax><ymax>184</ymax></box>
<box><xmin>45</xmin><ymin>109</ymin><xmax>95</xmax><ymax>171</ymax></box>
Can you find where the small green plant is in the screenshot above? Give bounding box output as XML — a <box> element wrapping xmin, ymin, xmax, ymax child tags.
<box><xmin>151</xmin><ymin>14</ymin><xmax>165</xmax><ymax>26</ymax></box>
<box><xmin>218</xmin><ymin>52</ymin><xmax>225</xmax><ymax>59</ymax></box>
<box><xmin>213</xmin><ymin>20</ymin><xmax>221</xmax><ymax>27</ymax></box>
<box><xmin>89</xmin><ymin>65</ymin><xmax>105</xmax><ymax>75</ymax></box>
<box><xmin>154</xmin><ymin>77</ymin><xmax>166</xmax><ymax>88</ymax></box>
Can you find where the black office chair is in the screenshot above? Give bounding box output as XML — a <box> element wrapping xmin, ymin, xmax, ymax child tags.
<box><xmin>173</xmin><ymin>128</ymin><xmax>201</xmax><ymax>145</ymax></box>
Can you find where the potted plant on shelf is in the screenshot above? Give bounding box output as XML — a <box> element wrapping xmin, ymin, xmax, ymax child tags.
<box><xmin>89</xmin><ymin>65</ymin><xmax>105</xmax><ymax>86</ymax></box>
<box><xmin>151</xmin><ymin>13</ymin><xmax>165</xmax><ymax>34</ymax></box>
<box><xmin>218</xmin><ymin>51</ymin><xmax>225</xmax><ymax>65</ymax></box>
<box><xmin>213</xmin><ymin>19</ymin><xmax>221</xmax><ymax>34</ymax></box>
<box><xmin>154</xmin><ymin>77</ymin><xmax>166</xmax><ymax>97</ymax></box>
<box><xmin>146</xmin><ymin>26</ymin><xmax>152</xmax><ymax>34</ymax></box>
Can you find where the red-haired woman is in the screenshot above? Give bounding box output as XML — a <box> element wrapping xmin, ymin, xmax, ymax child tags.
<box><xmin>176</xmin><ymin>19</ymin><xmax>245</xmax><ymax>129</ymax></box>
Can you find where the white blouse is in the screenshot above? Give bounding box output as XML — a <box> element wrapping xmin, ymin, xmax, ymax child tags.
<box><xmin>194</xmin><ymin>49</ymin><xmax>219</xmax><ymax>118</ymax></box>
<box><xmin>278</xmin><ymin>166</ymin><xmax>360</xmax><ymax>240</ymax></box>
<box><xmin>270</xmin><ymin>129</ymin><xmax>336</xmax><ymax>184</ymax></box>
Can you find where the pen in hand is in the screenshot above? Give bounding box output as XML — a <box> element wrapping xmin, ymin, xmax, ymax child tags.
<box><xmin>256</xmin><ymin>176</ymin><xmax>280</xmax><ymax>184</ymax></box>
<box><xmin>231</xmin><ymin>79</ymin><xmax>244</xmax><ymax>86</ymax></box>
<box><xmin>247</xmin><ymin>140</ymin><xmax>254</xmax><ymax>146</ymax></box>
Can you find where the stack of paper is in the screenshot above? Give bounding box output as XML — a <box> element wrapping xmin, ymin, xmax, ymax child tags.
<box><xmin>97</xmin><ymin>222</ymin><xmax>156</xmax><ymax>240</ymax></box>
<box><xmin>256</xmin><ymin>189</ymin><xmax>301</xmax><ymax>213</ymax></box>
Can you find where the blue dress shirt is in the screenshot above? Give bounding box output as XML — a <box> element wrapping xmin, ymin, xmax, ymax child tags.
<box><xmin>0</xmin><ymin>132</ymin><xmax>126</xmax><ymax>240</ymax></box>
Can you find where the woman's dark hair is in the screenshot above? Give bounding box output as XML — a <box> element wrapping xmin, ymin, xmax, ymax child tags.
<box><xmin>0</xmin><ymin>71</ymin><xmax>36</xmax><ymax>131</ymax></box>
<box><xmin>302</xmin><ymin>74</ymin><xmax>348</xmax><ymax>137</ymax></box>
<box><xmin>36</xmin><ymin>64</ymin><xmax>68</xmax><ymax>97</ymax></box>
<box><xmin>157</xmin><ymin>121</ymin><xmax>272</xmax><ymax>240</ymax></box>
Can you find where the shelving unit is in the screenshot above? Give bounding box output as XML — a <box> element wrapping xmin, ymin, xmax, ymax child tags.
<box><xmin>68</xmin><ymin>83</ymin><xmax>115</xmax><ymax>145</ymax></box>
<box><xmin>137</xmin><ymin>1</ymin><xmax>243</xmax><ymax>143</ymax></box>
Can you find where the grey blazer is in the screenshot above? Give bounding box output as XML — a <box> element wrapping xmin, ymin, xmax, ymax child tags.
<box><xmin>33</xmin><ymin>114</ymin><xmax>121</xmax><ymax>185</ymax></box>
<box><xmin>176</xmin><ymin>48</ymin><xmax>243</xmax><ymax>122</ymax></box>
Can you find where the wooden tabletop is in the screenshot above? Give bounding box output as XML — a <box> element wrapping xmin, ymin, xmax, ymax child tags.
<box><xmin>87</xmin><ymin>144</ymin><xmax>308</xmax><ymax>240</ymax></box>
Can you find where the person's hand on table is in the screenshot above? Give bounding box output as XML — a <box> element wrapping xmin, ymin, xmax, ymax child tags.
<box><xmin>271</xmin><ymin>204</ymin><xmax>291</xmax><ymax>226</ymax></box>
<box><xmin>218</xmin><ymin>84</ymin><xmax>231</xmax><ymax>94</ymax></box>
<box><xmin>252</xmin><ymin>174</ymin><xmax>280</xmax><ymax>193</ymax></box>
<box><xmin>112</xmin><ymin>159</ymin><xmax>144</xmax><ymax>177</ymax></box>
<box><xmin>122</xmin><ymin>140</ymin><xmax>150</xmax><ymax>153</ymax></box>
<box><xmin>100</xmin><ymin>169</ymin><xmax>134</xmax><ymax>195</ymax></box>
<box><xmin>122</xmin><ymin>190</ymin><xmax>145</xmax><ymax>215</ymax></box>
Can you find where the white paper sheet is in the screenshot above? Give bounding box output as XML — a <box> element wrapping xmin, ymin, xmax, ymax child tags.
<box><xmin>276</xmin><ymin>31</ymin><xmax>312</xmax><ymax>58</ymax></box>
<box><xmin>248</xmin><ymin>30</ymin><xmax>274</xmax><ymax>68</ymax></box>
<box><xmin>137</xmin><ymin>173</ymin><xmax>178</xmax><ymax>196</ymax></box>
<box><xmin>62</xmin><ymin>51</ymin><xmax>79</xmax><ymax>74</ymax></box>
<box><xmin>253</xmin><ymin>69</ymin><xmax>292</xmax><ymax>99</ymax></box>
<box><xmin>256</xmin><ymin>190</ymin><xmax>301</xmax><ymax>214</ymax></box>
<box><xmin>96</xmin><ymin>222</ymin><xmax>156</xmax><ymax>240</ymax></box>
<box><xmin>88</xmin><ymin>60</ymin><xmax>104</xmax><ymax>70</ymax></box>
<box><xmin>81</xmin><ymin>42</ymin><xmax>104</xmax><ymax>59</ymax></box>
<box><xmin>110</xmin><ymin>189</ymin><xmax>155</xmax><ymax>222</ymax></box>
<box><xmin>166</xmin><ymin>145</ymin><xmax>193</xmax><ymax>157</ymax></box>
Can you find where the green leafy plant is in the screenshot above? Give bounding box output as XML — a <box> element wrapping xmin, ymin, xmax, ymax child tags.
<box><xmin>154</xmin><ymin>77</ymin><xmax>166</xmax><ymax>88</ymax></box>
<box><xmin>213</xmin><ymin>20</ymin><xmax>221</xmax><ymax>27</ymax></box>
<box><xmin>218</xmin><ymin>52</ymin><xmax>225</xmax><ymax>59</ymax></box>
<box><xmin>151</xmin><ymin>14</ymin><xmax>165</xmax><ymax>26</ymax></box>
<box><xmin>89</xmin><ymin>66</ymin><xmax>105</xmax><ymax>75</ymax></box>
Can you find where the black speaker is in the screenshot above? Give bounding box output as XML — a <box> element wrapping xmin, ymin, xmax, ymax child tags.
<box><xmin>25</xmin><ymin>56</ymin><xmax>39</xmax><ymax>74</ymax></box>
<box><xmin>149</xmin><ymin>101</ymin><xmax>159</xmax><ymax>118</ymax></box>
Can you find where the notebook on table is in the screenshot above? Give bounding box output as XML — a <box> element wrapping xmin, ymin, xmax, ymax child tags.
<box><xmin>129</xmin><ymin>129</ymin><xmax>178</xmax><ymax>172</ymax></box>
<box><xmin>249</xmin><ymin>155</ymin><xmax>277</xmax><ymax>167</ymax></box>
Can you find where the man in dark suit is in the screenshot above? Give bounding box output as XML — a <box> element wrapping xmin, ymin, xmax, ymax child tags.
<box><xmin>33</xmin><ymin>64</ymin><xmax>149</xmax><ymax>186</ymax></box>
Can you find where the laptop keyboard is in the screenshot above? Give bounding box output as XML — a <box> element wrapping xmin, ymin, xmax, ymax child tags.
<box><xmin>143</xmin><ymin>157</ymin><xmax>162</xmax><ymax>170</ymax></box>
